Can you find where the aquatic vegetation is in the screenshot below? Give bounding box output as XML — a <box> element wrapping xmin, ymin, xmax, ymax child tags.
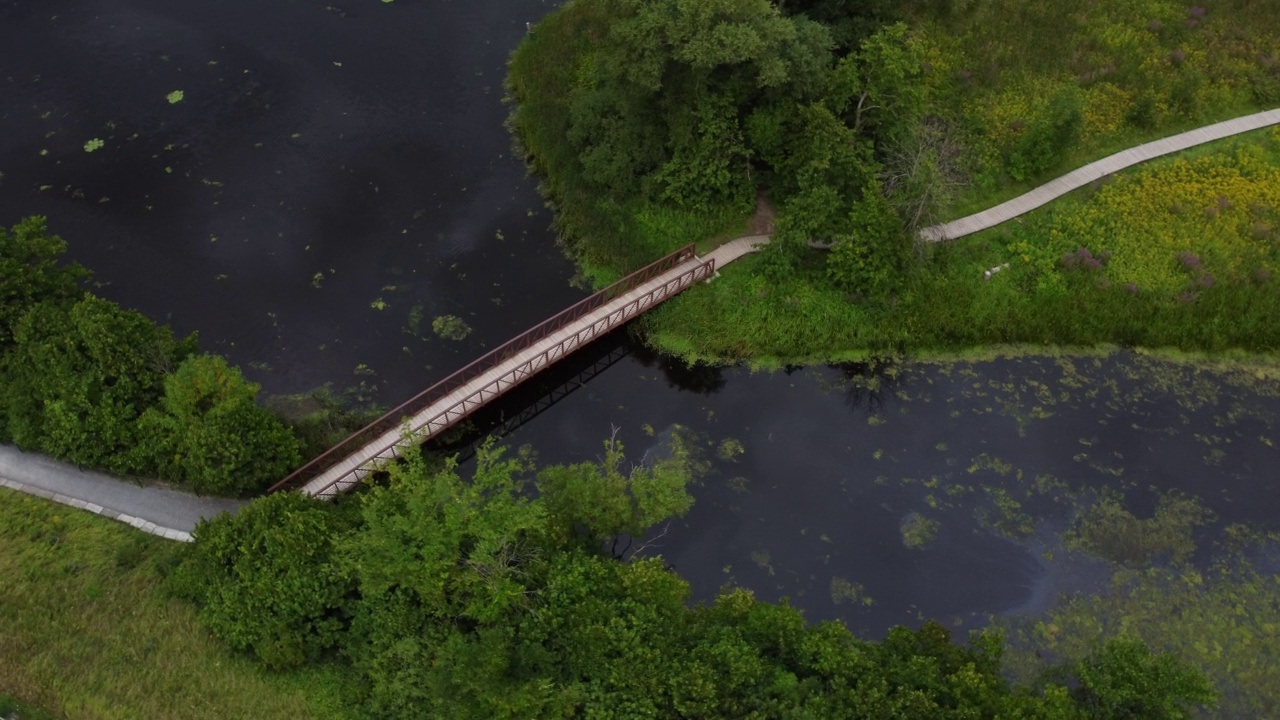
<box><xmin>82</xmin><ymin>138</ymin><xmax>104</xmax><ymax>153</ymax></box>
<box><xmin>899</xmin><ymin>511</ymin><xmax>940</xmax><ymax>549</ymax></box>
<box><xmin>830</xmin><ymin>577</ymin><xmax>873</xmax><ymax>607</ymax></box>
<box><xmin>715</xmin><ymin>437</ymin><xmax>744</xmax><ymax>461</ymax></box>
<box><xmin>166</xmin><ymin>90</ymin><xmax>184</xmax><ymax>104</ymax></box>
<box><xmin>749</xmin><ymin>550</ymin><xmax>774</xmax><ymax>575</ymax></box>
<box><xmin>403</xmin><ymin>304</ymin><xmax>424</xmax><ymax>337</ymax></box>
<box><xmin>981</xmin><ymin>487</ymin><xmax>1036</xmax><ymax>540</ymax></box>
<box><xmin>431</xmin><ymin>314</ymin><xmax>471</xmax><ymax>341</ymax></box>
<box><xmin>1001</xmin><ymin>558</ymin><xmax>1280</xmax><ymax>719</ymax></box>
<box><xmin>1065</xmin><ymin>491</ymin><xmax>1214</xmax><ymax>567</ymax></box>
<box><xmin>369</xmin><ymin>297</ymin><xmax>387</xmax><ymax>311</ymax></box>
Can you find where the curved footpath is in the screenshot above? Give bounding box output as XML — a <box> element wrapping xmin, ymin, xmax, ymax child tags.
<box><xmin>4</xmin><ymin>109</ymin><xmax>1279</xmax><ymax>541</ymax></box>
<box><xmin>0</xmin><ymin>445</ymin><xmax>243</xmax><ymax>542</ymax></box>
<box><xmin>919</xmin><ymin>106</ymin><xmax>1280</xmax><ymax>242</ymax></box>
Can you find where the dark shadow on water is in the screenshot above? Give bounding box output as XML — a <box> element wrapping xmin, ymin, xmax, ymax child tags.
<box><xmin>630</xmin><ymin>342</ymin><xmax>728</xmax><ymax>395</ymax></box>
<box><xmin>833</xmin><ymin>357</ymin><xmax>901</xmax><ymax>417</ymax></box>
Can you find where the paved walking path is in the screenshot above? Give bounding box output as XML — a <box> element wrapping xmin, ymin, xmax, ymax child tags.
<box><xmin>919</xmin><ymin>107</ymin><xmax>1280</xmax><ymax>242</ymax></box>
<box><xmin>0</xmin><ymin>445</ymin><xmax>244</xmax><ymax>542</ymax></box>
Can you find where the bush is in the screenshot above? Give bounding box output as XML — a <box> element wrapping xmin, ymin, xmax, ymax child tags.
<box><xmin>1073</xmin><ymin>637</ymin><xmax>1217</xmax><ymax>719</ymax></box>
<box><xmin>1007</xmin><ymin>88</ymin><xmax>1083</xmax><ymax>181</ymax></box>
<box><xmin>135</xmin><ymin>355</ymin><xmax>301</xmax><ymax>496</ymax></box>
<box><xmin>169</xmin><ymin>492</ymin><xmax>354</xmax><ymax>669</ymax></box>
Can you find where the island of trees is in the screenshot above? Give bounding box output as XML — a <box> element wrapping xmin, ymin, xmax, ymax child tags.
<box><xmin>508</xmin><ymin>0</ymin><xmax>1280</xmax><ymax>362</ymax></box>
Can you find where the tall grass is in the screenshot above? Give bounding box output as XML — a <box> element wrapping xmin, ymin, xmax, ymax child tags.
<box><xmin>0</xmin><ymin>488</ymin><xmax>353</xmax><ymax>720</ymax></box>
<box><xmin>914</xmin><ymin>0</ymin><xmax>1280</xmax><ymax>217</ymax></box>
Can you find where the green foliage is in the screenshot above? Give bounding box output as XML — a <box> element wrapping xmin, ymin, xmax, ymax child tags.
<box><xmin>829</xmin><ymin>22</ymin><xmax>926</xmax><ymax>143</ymax></box>
<box><xmin>0</xmin><ymin>216</ymin><xmax>88</xmax><ymax>350</ymax></box>
<box><xmin>134</xmin><ymin>354</ymin><xmax>302</xmax><ymax>496</ymax></box>
<box><xmin>1007</xmin><ymin>88</ymin><xmax>1084</xmax><ymax>182</ymax></box>
<box><xmin>1</xmin><ymin>296</ymin><xmax>194</xmax><ymax>473</ymax></box>
<box><xmin>1071</xmin><ymin>637</ymin><xmax>1216</xmax><ymax>720</ymax></box>
<box><xmin>651</xmin><ymin>92</ymin><xmax>754</xmax><ymax>213</ymax></box>
<box><xmin>169</xmin><ymin>492</ymin><xmax>354</xmax><ymax>670</ymax></box>
<box><xmin>535</xmin><ymin>430</ymin><xmax>696</xmax><ymax>546</ymax></box>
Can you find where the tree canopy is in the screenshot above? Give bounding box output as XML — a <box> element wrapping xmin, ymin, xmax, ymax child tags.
<box><xmin>0</xmin><ymin>217</ymin><xmax>301</xmax><ymax>495</ymax></box>
<box><xmin>174</xmin><ymin>437</ymin><xmax>1216</xmax><ymax>719</ymax></box>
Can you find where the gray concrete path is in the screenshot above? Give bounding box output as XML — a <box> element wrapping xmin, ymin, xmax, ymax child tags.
<box><xmin>919</xmin><ymin>106</ymin><xmax>1280</xmax><ymax>242</ymax></box>
<box><xmin>0</xmin><ymin>445</ymin><xmax>244</xmax><ymax>542</ymax></box>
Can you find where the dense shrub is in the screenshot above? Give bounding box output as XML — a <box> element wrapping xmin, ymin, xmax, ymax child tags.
<box><xmin>134</xmin><ymin>354</ymin><xmax>301</xmax><ymax>496</ymax></box>
<box><xmin>0</xmin><ymin>217</ymin><xmax>305</xmax><ymax>495</ymax></box>
<box><xmin>0</xmin><ymin>296</ymin><xmax>194</xmax><ymax>473</ymax></box>
<box><xmin>1007</xmin><ymin>89</ymin><xmax>1084</xmax><ymax>182</ymax></box>
<box><xmin>169</xmin><ymin>491</ymin><xmax>354</xmax><ymax>669</ymax></box>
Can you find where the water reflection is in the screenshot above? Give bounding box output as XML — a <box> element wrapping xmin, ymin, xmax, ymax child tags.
<box><xmin>484</xmin><ymin>351</ymin><xmax>1280</xmax><ymax>639</ymax></box>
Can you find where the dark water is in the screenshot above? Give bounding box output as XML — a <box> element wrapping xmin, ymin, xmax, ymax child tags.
<box><xmin>0</xmin><ymin>0</ymin><xmax>581</xmax><ymax>400</ymax></box>
<box><xmin>3</xmin><ymin>0</ymin><xmax>1279</xmax><ymax>641</ymax></box>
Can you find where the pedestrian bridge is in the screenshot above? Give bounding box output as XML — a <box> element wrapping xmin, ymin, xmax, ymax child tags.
<box><xmin>268</xmin><ymin>236</ymin><xmax>767</xmax><ymax>499</ymax></box>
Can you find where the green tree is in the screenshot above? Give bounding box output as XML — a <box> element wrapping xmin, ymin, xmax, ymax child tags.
<box><xmin>827</xmin><ymin>22</ymin><xmax>925</xmax><ymax>143</ymax></box>
<box><xmin>827</xmin><ymin>182</ymin><xmax>910</xmax><ymax>298</ymax></box>
<box><xmin>0</xmin><ymin>216</ymin><xmax>88</xmax><ymax>349</ymax></box>
<box><xmin>340</xmin><ymin>443</ymin><xmax>559</xmax><ymax>719</ymax></box>
<box><xmin>568</xmin><ymin>0</ymin><xmax>834</xmax><ymax>207</ymax></box>
<box><xmin>1</xmin><ymin>296</ymin><xmax>194</xmax><ymax>472</ymax></box>
<box><xmin>1071</xmin><ymin>637</ymin><xmax>1216</xmax><ymax>720</ymax></box>
<box><xmin>135</xmin><ymin>354</ymin><xmax>301</xmax><ymax>496</ymax></box>
<box><xmin>535</xmin><ymin>430</ymin><xmax>696</xmax><ymax>550</ymax></box>
<box><xmin>169</xmin><ymin>492</ymin><xmax>354</xmax><ymax>669</ymax></box>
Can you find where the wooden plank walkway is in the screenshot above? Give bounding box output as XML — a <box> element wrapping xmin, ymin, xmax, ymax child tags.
<box><xmin>918</xmin><ymin>107</ymin><xmax>1280</xmax><ymax>242</ymax></box>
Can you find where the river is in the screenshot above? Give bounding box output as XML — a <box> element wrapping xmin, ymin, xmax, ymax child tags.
<box><xmin>3</xmin><ymin>0</ymin><xmax>1279</xmax><ymax>645</ymax></box>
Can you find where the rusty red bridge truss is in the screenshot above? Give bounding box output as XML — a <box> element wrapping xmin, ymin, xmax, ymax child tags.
<box><xmin>268</xmin><ymin>244</ymin><xmax>716</xmax><ymax>499</ymax></box>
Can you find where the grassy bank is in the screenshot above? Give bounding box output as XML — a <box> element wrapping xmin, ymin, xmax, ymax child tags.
<box><xmin>508</xmin><ymin>0</ymin><xmax>1280</xmax><ymax>365</ymax></box>
<box><xmin>646</xmin><ymin>130</ymin><xmax>1280</xmax><ymax>364</ymax></box>
<box><xmin>0</xmin><ymin>488</ymin><xmax>352</xmax><ymax>720</ymax></box>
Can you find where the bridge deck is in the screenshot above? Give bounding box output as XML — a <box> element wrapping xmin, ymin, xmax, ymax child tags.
<box><xmin>303</xmin><ymin>249</ymin><xmax>734</xmax><ymax>497</ymax></box>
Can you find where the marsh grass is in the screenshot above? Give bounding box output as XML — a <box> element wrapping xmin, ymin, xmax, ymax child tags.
<box><xmin>0</xmin><ymin>488</ymin><xmax>353</xmax><ymax>720</ymax></box>
<box><xmin>915</xmin><ymin>0</ymin><xmax>1280</xmax><ymax>218</ymax></box>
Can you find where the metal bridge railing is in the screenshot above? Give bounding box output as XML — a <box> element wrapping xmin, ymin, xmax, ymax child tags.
<box><xmin>267</xmin><ymin>244</ymin><xmax>706</xmax><ymax>495</ymax></box>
